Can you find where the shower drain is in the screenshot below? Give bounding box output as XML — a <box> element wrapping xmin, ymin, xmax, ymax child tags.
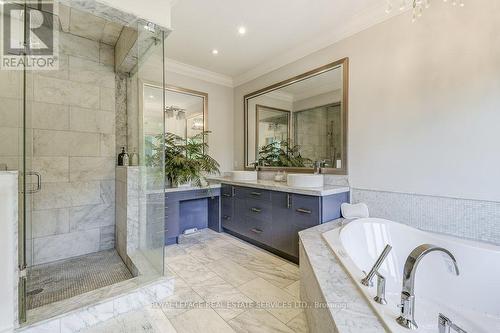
<box><xmin>27</xmin><ymin>288</ymin><xmax>44</xmax><ymax>296</ymax></box>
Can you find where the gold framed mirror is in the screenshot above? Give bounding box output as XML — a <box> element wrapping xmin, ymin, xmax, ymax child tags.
<box><xmin>244</xmin><ymin>57</ymin><xmax>349</xmax><ymax>174</ymax></box>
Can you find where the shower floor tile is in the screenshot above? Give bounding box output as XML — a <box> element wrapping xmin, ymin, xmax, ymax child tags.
<box><xmin>27</xmin><ymin>249</ymin><xmax>133</xmax><ymax>310</ymax></box>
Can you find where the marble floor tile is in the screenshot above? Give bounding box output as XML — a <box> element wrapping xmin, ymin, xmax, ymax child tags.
<box><xmin>80</xmin><ymin>305</ymin><xmax>176</xmax><ymax>333</ymax></box>
<box><xmin>170</xmin><ymin>308</ymin><xmax>235</xmax><ymax>333</ymax></box>
<box><xmin>157</xmin><ymin>287</ymin><xmax>204</xmax><ymax>319</ymax></box>
<box><xmin>206</xmin><ymin>258</ymin><xmax>257</xmax><ymax>287</ymax></box>
<box><xmin>190</xmin><ymin>276</ymin><xmax>253</xmax><ymax>321</ymax></box>
<box><xmin>167</xmin><ymin>255</ymin><xmax>218</xmax><ymax>285</ymax></box>
<box><xmin>228</xmin><ymin>309</ymin><xmax>295</xmax><ymax>333</ymax></box>
<box><xmin>284</xmin><ymin>281</ymin><xmax>301</xmax><ymax>298</ymax></box>
<box><xmin>286</xmin><ymin>311</ymin><xmax>309</xmax><ymax>333</ymax></box>
<box><xmin>240</xmin><ymin>259</ymin><xmax>299</xmax><ymax>289</ymax></box>
<box><xmin>184</xmin><ymin>242</ymin><xmax>227</xmax><ymax>264</ymax></box>
<box><xmin>238</xmin><ymin>278</ymin><xmax>301</xmax><ymax>324</ymax></box>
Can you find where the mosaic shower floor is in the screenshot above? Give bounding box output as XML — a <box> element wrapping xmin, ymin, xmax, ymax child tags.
<box><xmin>27</xmin><ymin>249</ymin><xmax>133</xmax><ymax>310</ymax></box>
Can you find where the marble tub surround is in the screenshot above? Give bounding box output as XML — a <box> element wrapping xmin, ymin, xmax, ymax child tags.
<box><xmin>351</xmin><ymin>188</ymin><xmax>500</xmax><ymax>246</ymax></box>
<box><xmin>78</xmin><ymin>228</ymin><xmax>308</xmax><ymax>333</ymax></box>
<box><xmin>299</xmin><ymin>220</ymin><xmax>387</xmax><ymax>333</ymax></box>
<box><xmin>210</xmin><ymin>176</ymin><xmax>349</xmax><ymax>197</ymax></box>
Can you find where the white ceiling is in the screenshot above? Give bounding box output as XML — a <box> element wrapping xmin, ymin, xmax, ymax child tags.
<box><xmin>166</xmin><ymin>0</ymin><xmax>394</xmax><ymax>86</ymax></box>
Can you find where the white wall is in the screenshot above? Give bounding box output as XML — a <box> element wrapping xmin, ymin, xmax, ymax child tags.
<box><xmin>0</xmin><ymin>172</ymin><xmax>16</xmax><ymax>333</ymax></box>
<box><xmin>101</xmin><ymin>0</ymin><xmax>172</xmax><ymax>29</ymax></box>
<box><xmin>234</xmin><ymin>0</ymin><xmax>500</xmax><ymax>202</ymax></box>
<box><xmin>166</xmin><ymin>71</ymin><xmax>234</xmax><ymax>173</ymax></box>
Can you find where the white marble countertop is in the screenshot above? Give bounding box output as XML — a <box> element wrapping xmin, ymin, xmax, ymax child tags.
<box><xmin>147</xmin><ymin>183</ymin><xmax>221</xmax><ymax>195</ymax></box>
<box><xmin>209</xmin><ymin>177</ymin><xmax>350</xmax><ymax>197</ymax></box>
<box><xmin>299</xmin><ymin>220</ymin><xmax>388</xmax><ymax>333</ymax></box>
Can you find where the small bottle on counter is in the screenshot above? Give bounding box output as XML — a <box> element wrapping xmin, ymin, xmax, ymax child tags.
<box><xmin>118</xmin><ymin>147</ymin><xmax>129</xmax><ymax>166</ymax></box>
<box><xmin>130</xmin><ymin>148</ymin><xmax>138</xmax><ymax>166</ymax></box>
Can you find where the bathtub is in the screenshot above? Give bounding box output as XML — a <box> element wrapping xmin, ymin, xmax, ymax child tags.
<box><xmin>322</xmin><ymin>218</ymin><xmax>500</xmax><ymax>333</ymax></box>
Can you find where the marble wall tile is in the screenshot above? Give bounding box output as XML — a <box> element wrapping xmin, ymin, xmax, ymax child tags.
<box><xmin>0</xmin><ymin>127</ymin><xmax>19</xmax><ymax>156</ymax></box>
<box><xmin>31</xmin><ymin>102</ymin><xmax>70</xmax><ymax>130</ymax></box>
<box><xmin>69</xmin><ymin>7</ymin><xmax>106</xmax><ymax>41</ymax></box>
<box><xmin>0</xmin><ymin>70</ymin><xmax>22</xmax><ymax>98</ymax></box>
<box><xmin>34</xmin><ymin>75</ymin><xmax>100</xmax><ymax>108</ymax></box>
<box><xmin>100</xmin><ymin>133</ymin><xmax>116</xmax><ymax>157</ymax></box>
<box><xmin>69</xmin><ymin>56</ymin><xmax>115</xmax><ymax>89</ymax></box>
<box><xmin>70</xmin><ymin>181</ymin><xmax>103</xmax><ymax>206</ymax></box>
<box><xmin>59</xmin><ymin>32</ymin><xmax>100</xmax><ymax>61</ymax></box>
<box><xmin>99</xmin><ymin>43</ymin><xmax>115</xmax><ymax>66</ymax></box>
<box><xmin>351</xmin><ymin>188</ymin><xmax>500</xmax><ymax>245</ymax></box>
<box><xmin>70</xmin><ymin>157</ymin><xmax>115</xmax><ymax>181</ymax></box>
<box><xmin>115</xmin><ymin>74</ymin><xmax>128</xmax><ymax>153</ymax></box>
<box><xmin>32</xmin><ymin>208</ymin><xmax>70</xmax><ymax>238</ymax></box>
<box><xmin>33</xmin><ymin>129</ymin><xmax>99</xmax><ymax>157</ymax></box>
<box><xmin>35</xmin><ymin>54</ymin><xmax>70</xmax><ymax>80</ymax></box>
<box><xmin>99</xmin><ymin>225</ymin><xmax>115</xmax><ymax>250</ymax></box>
<box><xmin>32</xmin><ymin>157</ymin><xmax>69</xmax><ymax>182</ymax></box>
<box><xmin>70</xmin><ymin>203</ymin><xmax>114</xmax><ymax>231</ymax></box>
<box><xmin>33</xmin><ymin>182</ymin><xmax>72</xmax><ymax>210</ymax></box>
<box><xmin>58</xmin><ymin>3</ymin><xmax>70</xmax><ymax>32</ymax></box>
<box><xmin>100</xmin><ymin>87</ymin><xmax>115</xmax><ymax>111</ymax></box>
<box><xmin>33</xmin><ymin>229</ymin><xmax>101</xmax><ymax>264</ymax></box>
<box><xmin>100</xmin><ymin>180</ymin><xmax>115</xmax><ymax>204</ymax></box>
<box><xmin>104</xmin><ymin>23</ymin><xmax>124</xmax><ymax>44</ymax></box>
<box><xmin>0</xmin><ymin>97</ymin><xmax>21</xmax><ymax>127</ymax></box>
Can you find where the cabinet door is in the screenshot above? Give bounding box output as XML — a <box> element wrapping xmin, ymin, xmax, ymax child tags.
<box><xmin>221</xmin><ymin>184</ymin><xmax>234</xmax><ymax>230</ymax></box>
<box><xmin>290</xmin><ymin>194</ymin><xmax>321</xmax><ymax>258</ymax></box>
<box><xmin>271</xmin><ymin>192</ymin><xmax>294</xmax><ymax>256</ymax></box>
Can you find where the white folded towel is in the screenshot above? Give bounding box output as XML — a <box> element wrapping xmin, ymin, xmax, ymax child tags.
<box><xmin>341</xmin><ymin>203</ymin><xmax>369</xmax><ymax>219</ymax></box>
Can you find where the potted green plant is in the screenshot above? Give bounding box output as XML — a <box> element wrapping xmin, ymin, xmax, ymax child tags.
<box><xmin>146</xmin><ymin>131</ymin><xmax>220</xmax><ymax>187</ymax></box>
<box><xmin>254</xmin><ymin>140</ymin><xmax>311</xmax><ymax>167</ymax></box>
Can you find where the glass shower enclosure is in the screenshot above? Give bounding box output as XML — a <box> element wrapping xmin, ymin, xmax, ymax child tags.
<box><xmin>0</xmin><ymin>1</ymin><xmax>168</xmax><ymax>325</ymax></box>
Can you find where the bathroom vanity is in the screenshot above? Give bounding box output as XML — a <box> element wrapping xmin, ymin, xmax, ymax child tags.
<box><xmin>218</xmin><ymin>179</ymin><xmax>349</xmax><ymax>263</ymax></box>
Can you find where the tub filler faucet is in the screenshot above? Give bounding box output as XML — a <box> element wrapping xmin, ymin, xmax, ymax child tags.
<box><xmin>396</xmin><ymin>244</ymin><xmax>460</xmax><ymax>330</ymax></box>
<box><xmin>361</xmin><ymin>244</ymin><xmax>392</xmax><ymax>305</ymax></box>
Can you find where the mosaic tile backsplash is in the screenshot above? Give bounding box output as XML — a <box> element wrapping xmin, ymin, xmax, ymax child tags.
<box><xmin>351</xmin><ymin>188</ymin><xmax>500</xmax><ymax>246</ymax></box>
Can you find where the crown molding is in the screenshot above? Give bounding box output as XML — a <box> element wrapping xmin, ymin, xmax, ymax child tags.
<box><xmin>233</xmin><ymin>6</ymin><xmax>404</xmax><ymax>87</ymax></box>
<box><xmin>165</xmin><ymin>58</ymin><xmax>234</xmax><ymax>87</ymax></box>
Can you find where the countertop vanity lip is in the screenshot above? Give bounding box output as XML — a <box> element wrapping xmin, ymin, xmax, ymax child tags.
<box><xmin>147</xmin><ymin>184</ymin><xmax>221</xmax><ymax>195</ymax></box>
<box><xmin>208</xmin><ymin>177</ymin><xmax>350</xmax><ymax>196</ymax></box>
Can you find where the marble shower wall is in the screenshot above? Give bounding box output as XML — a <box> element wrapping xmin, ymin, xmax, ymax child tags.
<box><xmin>29</xmin><ymin>30</ymin><xmax>117</xmax><ymax>265</ymax></box>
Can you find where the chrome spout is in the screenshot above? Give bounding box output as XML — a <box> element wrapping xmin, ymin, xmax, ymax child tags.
<box><xmin>361</xmin><ymin>244</ymin><xmax>392</xmax><ymax>286</ymax></box>
<box><xmin>396</xmin><ymin>244</ymin><xmax>459</xmax><ymax>330</ymax></box>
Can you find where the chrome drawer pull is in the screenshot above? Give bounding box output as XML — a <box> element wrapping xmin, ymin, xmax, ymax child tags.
<box><xmin>251</xmin><ymin>191</ymin><xmax>262</xmax><ymax>196</ymax></box>
<box><xmin>251</xmin><ymin>208</ymin><xmax>262</xmax><ymax>213</ymax></box>
<box><xmin>287</xmin><ymin>194</ymin><xmax>291</xmax><ymax>209</ymax></box>
<box><xmin>222</xmin><ymin>193</ymin><xmax>231</xmax><ymax>197</ymax></box>
<box><xmin>296</xmin><ymin>208</ymin><xmax>312</xmax><ymax>214</ymax></box>
<box><xmin>250</xmin><ymin>228</ymin><xmax>263</xmax><ymax>234</ymax></box>
<box><xmin>223</xmin><ymin>215</ymin><xmax>231</xmax><ymax>220</ymax></box>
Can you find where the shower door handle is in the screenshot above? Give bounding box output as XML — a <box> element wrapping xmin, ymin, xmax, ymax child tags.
<box><xmin>26</xmin><ymin>171</ymin><xmax>41</xmax><ymax>194</ymax></box>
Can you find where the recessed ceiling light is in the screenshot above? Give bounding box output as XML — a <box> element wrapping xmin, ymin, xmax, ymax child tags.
<box><xmin>238</xmin><ymin>26</ymin><xmax>247</xmax><ymax>35</ymax></box>
<box><xmin>212</xmin><ymin>49</ymin><xmax>219</xmax><ymax>55</ymax></box>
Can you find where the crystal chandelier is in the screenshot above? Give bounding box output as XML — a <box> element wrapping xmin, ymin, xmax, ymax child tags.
<box><xmin>386</xmin><ymin>0</ymin><xmax>465</xmax><ymax>22</ymax></box>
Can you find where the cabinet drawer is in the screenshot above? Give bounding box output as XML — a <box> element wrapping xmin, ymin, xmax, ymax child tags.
<box><xmin>224</xmin><ymin>198</ymin><xmax>246</xmax><ymax>233</ymax></box>
<box><xmin>235</xmin><ymin>186</ymin><xmax>271</xmax><ymax>201</ymax></box>
<box><xmin>221</xmin><ymin>184</ymin><xmax>234</xmax><ymax>198</ymax></box>
<box><xmin>244</xmin><ymin>218</ymin><xmax>272</xmax><ymax>246</ymax></box>
<box><xmin>244</xmin><ymin>198</ymin><xmax>272</xmax><ymax>223</ymax></box>
<box><xmin>292</xmin><ymin>194</ymin><xmax>320</xmax><ymax>228</ymax></box>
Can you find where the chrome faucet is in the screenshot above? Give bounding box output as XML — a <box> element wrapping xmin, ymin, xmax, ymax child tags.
<box><xmin>438</xmin><ymin>313</ymin><xmax>468</xmax><ymax>333</ymax></box>
<box><xmin>361</xmin><ymin>245</ymin><xmax>392</xmax><ymax>305</ymax></box>
<box><xmin>396</xmin><ymin>244</ymin><xmax>460</xmax><ymax>330</ymax></box>
<box><xmin>313</xmin><ymin>160</ymin><xmax>324</xmax><ymax>174</ymax></box>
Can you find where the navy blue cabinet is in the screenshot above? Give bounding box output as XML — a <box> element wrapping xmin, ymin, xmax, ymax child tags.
<box><xmin>221</xmin><ymin>184</ymin><xmax>348</xmax><ymax>262</ymax></box>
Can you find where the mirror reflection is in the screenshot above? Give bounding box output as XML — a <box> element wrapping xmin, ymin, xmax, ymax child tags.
<box><xmin>245</xmin><ymin>61</ymin><xmax>346</xmax><ymax>172</ymax></box>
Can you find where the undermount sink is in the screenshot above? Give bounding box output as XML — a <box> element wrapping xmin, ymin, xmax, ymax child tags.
<box><xmin>230</xmin><ymin>171</ymin><xmax>258</xmax><ymax>181</ymax></box>
<box><xmin>287</xmin><ymin>174</ymin><xmax>324</xmax><ymax>188</ymax></box>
